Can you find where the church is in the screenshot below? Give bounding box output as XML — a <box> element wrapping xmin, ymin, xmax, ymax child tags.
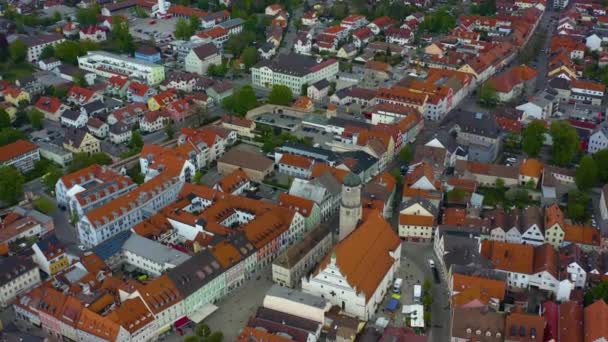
<box><xmin>301</xmin><ymin>173</ymin><xmax>402</xmax><ymax>320</ymax></box>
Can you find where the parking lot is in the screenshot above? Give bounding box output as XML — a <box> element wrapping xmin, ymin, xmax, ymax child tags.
<box><xmin>129</xmin><ymin>17</ymin><xmax>177</xmax><ymax>43</ymax></box>
<box><xmin>368</xmin><ymin>242</ymin><xmax>450</xmax><ymax>340</ymax></box>
<box><xmin>167</xmin><ymin>266</ymin><xmax>275</xmax><ymax>341</ymax></box>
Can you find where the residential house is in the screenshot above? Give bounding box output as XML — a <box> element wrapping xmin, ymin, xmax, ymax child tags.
<box><xmin>79</xmin><ymin>26</ymin><xmax>107</xmax><ymax>42</ymax></box>
<box><xmin>451</xmin><ymin>111</ymin><xmax>502</xmax><ymax>162</ymax></box>
<box><xmin>0</xmin><ymin>257</ymin><xmax>40</xmax><ymax>307</ymax></box>
<box><xmin>109</xmin><ymin>122</ymin><xmax>132</xmax><ymax>144</ymax></box>
<box><xmin>217</xmin><ymin>148</ymin><xmax>274</xmax><ymax>182</ymax></box>
<box><xmin>31</xmin><ymin>236</ymin><xmax>69</xmax><ymax>275</ymax></box>
<box><xmin>399</xmin><ymin>197</ymin><xmax>437</xmax><ymax>242</ymax></box>
<box><xmin>455</xmin><ymin>160</ymin><xmax>519</xmax><ymax>187</ymax></box>
<box><xmin>570</xmin><ymin>79</ymin><xmax>606</xmax><ymax>106</ymax></box>
<box><xmin>584</xmin><ymin>300</ymin><xmax>608</xmax><ymax>342</ymax></box>
<box><xmin>488</xmin><ymin>65</ymin><xmax>538</xmax><ymax>102</ymax></box>
<box><xmin>386</xmin><ymin>27</ymin><xmax>413</xmax><ymax>46</ymax></box>
<box><xmin>251</xmin><ymin>54</ymin><xmax>339</xmax><ymax>95</ymax></box>
<box><xmin>60</xmin><ymin>110</ymin><xmax>88</xmax><ymax>128</ymax></box>
<box><xmin>134</xmin><ymin>46</ymin><xmax>161</xmax><ymax>63</ymax></box>
<box><xmin>105</xmin><ymin>76</ymin><xmax>130</xmax><ymax>98</ymax></box>
<box><xmin>277</xmin><ymin>193</ymin><xmax>321</xmax><ymax>233</ymax></box>
<box><xmin>87</xmin><ymin>117</ymin><xmax>109</xmax><ymax>138</ymax></box>
<box><xmin>3</xmin><ymin>86</ymin><xmax>30</xmax><ymax>106</ymax></box>
<box><xmin>220</xmin><ymin>115</ymin><xmax>255</xmax><ymax>139</ymax></box>
<box><xmin>63</xmin><ymin>129</ymin><xmax>101</xmax><ymax>155</ymax></box>
<box><xmin>55</xmin><ymin>164</ymin><xmax>136</xmax><ymax>216</ymax></box>
<box><xmin>277</xmin><ymin>153</ymin><xmax>314</xmax><ymax>179</ymax></box>
<box><xmin>290</xmin><ymin>174</ymin><xmax>341</xmax><ymax>223</ymax></box>
<box><xmin>0</xmin><ymin>140</ymin><xmax>40</xmax><ymax>173</ymax></box>
<box><xmin>185</xmin><ymin>43</ymin><xmax>221</xmax><ymax>76</ymax></box>
<box><xmin>206</xmin><ymin>80</ymin><xmax>233</xmax><ymax>103</ymax></box>
<box><xmin>140</xmin><ymin>110</ymin><xmax>171</xmax><ymax>133</ymax></box>
<box><xmin>20</xmin><ymin>34</ymin><xmax>65</xmax><ymax>62</ymax></box>
<box><xmin>258</xmin><ymin>43</ymin><xmax>277</xmax><ymax>60</ymax></box>
<box><xmin>127</xmin><ymin>81</ymin><xmax>156</xmax><ymax>103</ymax></box>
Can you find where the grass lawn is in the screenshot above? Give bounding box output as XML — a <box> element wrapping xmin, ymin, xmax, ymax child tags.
<box><xmin>0</xmin><ymin>62</ymin><xmax>34</xmax><ymax>81</ymax></box>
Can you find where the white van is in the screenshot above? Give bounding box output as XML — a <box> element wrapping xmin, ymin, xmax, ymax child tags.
<box><xmin>413</xmin><ymin>285</ymin><xmax>422</xmax><ymax>303</ymax></box>
<box><xmin>393</xmin><ymin>278</ymin><xmax>403</xmax><ymax>293</ymax></box>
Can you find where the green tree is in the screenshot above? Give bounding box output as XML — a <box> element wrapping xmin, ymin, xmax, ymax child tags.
<box><xmin>0</xmin><ymin>166</ymin><xmax>24</xmax><ymax>205</ymax></box>
<box><xmin>0</xmin><ymin>109</ymin><xmax>11</xmax><ymax>128</ymax></box>
<box><xmin>594</xmin><ymin>149</ymin><xmax>608</xmax><ymax>183</ymax></box>
<box><xmin>418</xmin><ymin>7</ymin><xmax>456</xmax><ymax>33</ymax></box>
<box><xmin>9</xmin><ymin>39</ymin><xmax>27</xmax><ymax>63</ymax></box>
<box><xmin>129</xmin><ymin>130</ymin><xmax>144</xmax><ymax>151</ymax></box>
<box><xmin>33</xmin><ymin>197</ymin><xmax>55</xmax><ymax>214</ymax></box>
<box><xmin>42</xmin><ymin>164</ymin><xmax>63</xmax><ymax>192</ymax></box>
<box><xmin>447</xmin><ymin>188</ymin><xmax>466</xmax><ymax>202</ymax></box>
<box><xmin>222</xmin><ymin>85</ymin><xmax>259</xmax><ymax>116</ymax></box>
<box><xmin>0</xmin><ymin>34</ymin><xmax>9</xmax><ymax>62</ymax></box>
<box><xmin>478</xmin><ymin>81</ymin><xmax>498</xmax><ymax>107</ymax></box>
<box><xmin>193</xmin><ymin>170</ymin><xmax>204</xmax><ymax>184</ymax></box>
<box><xmin>67</xmin><ymin>153</ymin><xmax>112</xmax><ymax>173</ymax></box>
<box><xmin>550</xmin><ymin>121</ymin><xmax>580</xmax><ymax>166</ymax></box>
<box><xmin>54</xmin><ymin>40</ymin><xmax>99</xmax><ymax>65</ymax></box>
<box><xmin>195</xmin><ymin>323</ymin><xmax>211</xmax><ymax>338</ymax></box>
<box><xmin>197</xmin><ymin>0</ymin><xmax>209</xmax><ymax>9</ymax></box>
<box><xmin>521</xmin><ymin>120</ymin><xmax>546</xmax><ymax>157</ymax></box>
<box><xmin>165</xmin><ymin>122</ymin><xmax>176</xmax><ymax>139</ymax></box>
<box><xmin>0</xmin><ymin>128</ymin><xmax>25</xmax><ymax>146</ymax></box>
<box><xmin>175</xmin><ymin>18</ymin><xmax>194</xmax><ymax>40</ymax></box>
<box><xmin>183</xmin><ymin>336</ymin><xmax>200</xmax><ymax>342</ymax></box>
<box><xmin>225</xmin><ymin>30</ymin><xmax>256</xmax><ymax>55</ymax></box>
<box><xmin>192</xmin><ymin>104</ymin><xmax>208</xmax><ymax>127</ymax></box>
<box><xmin>241</xmin><ymin>46</ymin><xmax>258</xmax><ymax>70</ymax></box>
<box><xmin>76</xmin><ymin>5</ymin><xmax>100</xmax><ymax>26</ymax></box>
<box><xmin>567</xmin><ymin>189</ymin><xmax>590</xmax><ymax>223</ymax></box>
<box><xmin>268</xmin><ymin>85</ymin><xmax>293</xmax><ymax>106</ymax></box>
<box><xmin>389</xmin><ymin>167</ymin><xmax>402</xmax><ymax>184</ymax></box>
<box><xmin>189</xmin><ymin>15</ymin><xmax>200</xmax><ymax>33</ymax></box>
<box><xmin>54</xmin><ymin>41</ymin><xmax>81</xmax><ymax>64</ymax></box>
<box><xmin>575</xmin><ymin>155</ymin><xmax>598</xmax><ymax>190</ymax></box>
<box><xmin>495</xmin><ymin>178</ymin><xmax>505</xmax><ymax>189</ymax></box>
<box><xmin>110</xmin><ymin>16</ymin><xmax>134</xmax><ymax>53</ymax></box>
<box><xmin>399</xmin><ymin>144</ymin><xmax>413</xmax><ymax>163</ymax></box>
<box><xmin>207</xmin><ymin>331</ymin><xmax>224</xmax><ymax>342</ymax></box>
<box><xmin>585</xmin><ymin>282</ymin><xmax>608</xmax><ymax>306</ymax></box>
<box><xmin>27</xmin><ymin>109</ymin><xmax>44</xmax><ymax>130</ymax></box>
<box><xmin>40</xmin><ymin>45</ymin><xmax>55</xmax><ymax>60</ymax></box>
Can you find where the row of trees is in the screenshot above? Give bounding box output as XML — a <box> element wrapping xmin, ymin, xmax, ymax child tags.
<box><xmin>175</xmin><ymin>16</ymin><xmax>201</xmax><ymax>40</ymax></box>
<box><xmin>521</xmin><ymin>120</ymin><xmax>580</xmax><ymax>167</ymax></box>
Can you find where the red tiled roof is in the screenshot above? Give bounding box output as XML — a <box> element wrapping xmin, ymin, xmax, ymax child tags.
<box><xmin>35</xmin><ymin>96</ymin><xmax>62</xmax><ymax>113</ymax></box>
<box><xmin>279</xmin><ymin>153</ymin><xmax>313</xmax><ymax>169</ymax></box>
<box><xmin>0</xmin><ymin>140</ymin><xmax>38</xmax><ymax>163</ymax></box>
<box><xmin>278</xmin><ymin>193</ymin><xmax>316</xmax><ymax>218</ymax></box>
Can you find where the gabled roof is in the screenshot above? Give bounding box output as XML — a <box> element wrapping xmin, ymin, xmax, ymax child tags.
<box><xmin>480</xmin><ymin>240</ymin><xmax>534</xmax><ymax>274</ymax></box>
<box><xmin>315</xmin><ymin>211</ymin><xmax>400</xmax><ymax>302</ymax></box>
<box><xmin>584</xmin><ymin>300</ymin><xmax>608</xmax><ymax>342</ymax></box>
<box><xmin>191</xmin><ymin>43</ymin><xmax>219</xmax><ymax>60</ymax></box>
<box><xmin>278</xmin><ymin>193</ymin><xmax>316</xmax><ymax>218</ymax></box>
<box><xmin>519</xmin><ymin>158</ymin><xmax>544</xmax><ymax>178</ymax></box>
<box><xmin>35</xmin><ymin>96</ymin><xmax>62</xmax><ymax>113</ymax></box>
<box><xmin>504</xmin><ymin>312</ymin><xmax>545</xmax><ymax>341</ymax></box>
<box><xmin>0</xmin><ymin>140</ymin><xmax>38</xmax><ymax>163</ymax></box>
<box><xmin>559</xmin><ymin>301</ymin><xmax>583</xmax><ymax>342</ymax></box>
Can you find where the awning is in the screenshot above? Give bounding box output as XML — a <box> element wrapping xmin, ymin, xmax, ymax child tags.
<box><xmin>174</xmin><ymin>316</ymin><xmax>190</xmax><ymax>329</ymax></box>
<box><xmin>188</xmin><ymin>303</ymin><xmax>219</xmax><ymax>323</ymax></box>
<box><xmin>385</xmin><ymin>298</ymin><xmax>400</xmax><ymax>312</ymax></box>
